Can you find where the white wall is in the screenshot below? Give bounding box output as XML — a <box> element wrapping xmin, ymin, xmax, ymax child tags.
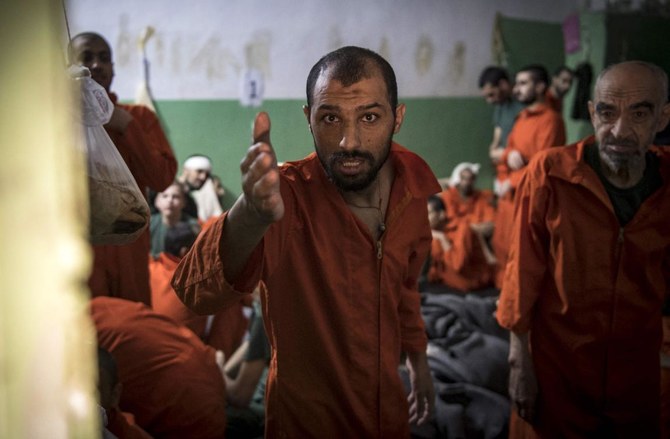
<box><xmin>65</xmin><ymin>0</ymin><xmax>582</xmax><ymax>100</ymax></box>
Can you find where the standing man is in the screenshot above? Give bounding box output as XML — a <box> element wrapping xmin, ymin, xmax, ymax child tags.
<box><xmin>497</xmin><ymin>61</ymin><xmax>670</xmax><ymax>438</ymax></box>
<box><xmin>70</xmin><ymin>32</ymin><xmax>177</xmax><ymax>306</ymax></box>
<box><xmin>545</xmin><ymin>65</ymin><xmax>574</xmax><ymax>113</ymax></box>
<box><xmin>172</xmin><ymin>46</ymin><xmax>438</xmax><ymax>437</ymax></box>
<box><xmin>478</xmin><ymin>66</ymin><xmax>526</xmax><ymax>166</ymax></box>
<box><xmin>492</xmin><ymin>64</ymin><xmax>565</xmax><ymax>289</ymax></box>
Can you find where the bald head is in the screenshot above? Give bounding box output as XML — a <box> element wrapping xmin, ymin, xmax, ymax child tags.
<box><xmin>589</xmin><ymin>61</ymin><xmax>670</xmax><ymax>185</ymax></box>
<box><xmin>69</xmin><ymin>32</ymin><xmax>114</xmax><ymax>91</ymax></box>
<box><xmin>595</xmin><ymin>61</ymin><xmax>668</xmax><ymax>102</ymax></box>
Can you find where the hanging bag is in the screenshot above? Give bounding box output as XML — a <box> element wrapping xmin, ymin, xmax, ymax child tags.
<box><xmin>71</xmin><ymin>66</ymin><xmax>150</xmax><ymax>245</ymax></box>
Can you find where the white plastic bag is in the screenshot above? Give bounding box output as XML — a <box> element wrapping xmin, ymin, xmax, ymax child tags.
<box><xmin>70</xmin><ymin>66</ymin><xmax>150</xmax><ymax>245</ymax></box>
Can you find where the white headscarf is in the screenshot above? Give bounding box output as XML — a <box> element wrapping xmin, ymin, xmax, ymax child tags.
<box><xmin>183</xmin><ymin>155</ymin><xmax>212</xmax><ymax>171</ymax></box>
<box><xmin>449</xmin><ymin>162</ymin><xmax>480</xmax><ymax>187</ymax></box>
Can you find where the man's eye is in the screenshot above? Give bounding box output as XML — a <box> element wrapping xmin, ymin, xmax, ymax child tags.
<box><xmin>323</xmin><ymin>115</ymin><xmax>338</xmax><ymax>123</ymax></box>
<box><xmin>599</xmin><ymin>111</ymin><xmax>614</xmax><ymax>120</ymax></box>
<box><xmin>632</xmin><ymin>110</ymin><xmax>649</xmax><ymax>121</ymax></box>
<box><xmin>362</xmin><ymin>113</ymin><xmax>378</xmax><ymax>123</ymax></box>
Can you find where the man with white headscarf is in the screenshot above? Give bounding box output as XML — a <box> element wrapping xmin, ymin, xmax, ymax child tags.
<box><xmin>429</xmin><ymin>162</ymin><xmax>496</xmax><ymax>292</ymax></box>
<box><xmin>178</xmin><ymin>154</ymin><xmax>224</xmax><ymax>221</ymax></box>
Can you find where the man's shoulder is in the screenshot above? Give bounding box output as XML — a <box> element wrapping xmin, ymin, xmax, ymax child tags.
<box><xmin>391</xmin><ymin>143</ymin><xmax>442</xmax><ymax>197</ymax></box>
<box><xmin>527</xmin><ymin>138</ymin><xmax>587</xmax><ymax>177</ymax></box>
<box><xmin>117</xmin><ymin>102</ymin><xmax>158</xmax><ymax>121</ymax></box>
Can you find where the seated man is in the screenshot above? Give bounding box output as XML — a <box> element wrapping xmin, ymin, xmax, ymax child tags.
<box><xmin>441</xmin><ymin>162</ymin><xmax>495</xmax><ymax>239</ymax></box>
<box><xmin>424</xmin><ymin>195</ymin><xmax>496</xmax><ymax>294</ymax></box>
<box><xmin>150</xmin><ymin>222</ymin><xmax>249</xmax><ymax>360</ymax></box>
<box><xmin>90</xmin><ymin>296</ymin><xmax>227</xmax><ymax>439</ymax></box>
<box><xmin>178</xmin><ymin>154</ymin><xmax>223</xmax><ymax>221</ymax></box>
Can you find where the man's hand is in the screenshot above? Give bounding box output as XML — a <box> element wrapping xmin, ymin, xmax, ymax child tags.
<box><xmin>489</xmin><ymin>147</ymin><xmax>504</xmax><ymax>164</ymax></box>
<box><xmin>406</xmin><ymin>351</ymin><xmax>435</xmax><ymax>426</ymax></box>
<box><xmin>494</xmin><ymin>179</ymin><xmax>512</xmax><ymax>198</ymax></box>
<box><xmin>431</xmin><ymin>230</ymin><xmax>452</xmax><ymax>252</ymax></box>
<box><xmin>104</xmin><ymin>106</ymin><xmax>133</xmax><ymax>133</ymax></box>
<box><xmin>508</xmin><ymin>332</ymin><xmax>538</xmax><ymax>423</ymax></box>
<box><xmin>506</xmin><ymin>149</ymin><xmax>526</xmax><ymax>171</ymax></box>
<box><xmin>239</xmin><ymin>112</ymin><xmax>284</xmax><ymax>224</ymax></box>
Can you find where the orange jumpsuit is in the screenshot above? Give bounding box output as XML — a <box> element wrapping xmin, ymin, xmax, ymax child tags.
<box><xmin>430</xmin><ymin>187</ymin><xmax>496</xmax><ymax>291</ymax></box>
<box><xmin>89</xmin><ymin>94</ymin><xmax>177</xmax><ymax>305</ymax></box>
<box><xmin>544</xmin><ymin>89</ymin><xmax>562</xmax><ymax>114</ymax></box>
<box><xmin>150</xmin><ymin>252</ymin><xmax>248</xmax><ymax>359</ymax></box>
<box><xmin>497</xmin><ymin>137</ymin><xmax>670</xmax><ymax>438</ymax></box>
<box><xmin>172</xmin><ymin>143</ymin><xmax>441</xmax><ymax>438</ymax></box>
<box><xmin>440</xmin><ymin>186</ymin><xmax>495</xmax><ymax>226</ymax></box>
<box><xmin>427</xmin><ymin>221</ymin><xmax>493</xmax><ymax>292</ymax></box>
<box><xmin>91</xmin><ymin>297</ymin><xmax>227</xmax><ymax>439</ymax></box>
<box><xmin>105</xmin><ymin>408</ymin><xmax>152</xmax><ymax>439</ymax></box>
<box><xmin>492</xmin><ymin>103</ymin><xmax>565</xmax><ymax>288</ymax></box>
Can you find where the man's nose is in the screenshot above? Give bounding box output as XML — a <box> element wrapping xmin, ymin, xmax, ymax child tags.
<box><xmin>611</xmin><ymin>115</ymin><xmax>632</xmax><ymax>137</ymax></box>
<box><xmin>89</xmin><ymin>56</ymin><xmax>103</xmax><ymax>69</ymax></box>
<box><xmin>339</xmin><ymin>122</ymin><xmax>361</xmax><ymax>151</ymax></box>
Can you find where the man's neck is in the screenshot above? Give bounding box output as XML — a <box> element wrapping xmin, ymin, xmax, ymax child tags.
<box><xmin>341</xmin><ymin>160</ymin><xmax>394</xmax><ymax>207</ymax></box>
<box><xmin>526</xmin><ymin>99</ymin><xmax>545</xmax><ymax>112</ymax></box>
<box><xmin>601</xmin><ymin>163</ymin><xmax>646</xmax><ymax>189</ymax></box>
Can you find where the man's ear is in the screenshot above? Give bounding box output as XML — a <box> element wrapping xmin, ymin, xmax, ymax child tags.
<box><xmin>302</xmin><ymin>105</ymin><xmax>311</xmax><ymax>130</ymax></box>
<box><xmin>393</xmin><ymin>103</ymin><xmax>406</xmax><ymax>134</ymax></box>
<box><xmin>657</xmin><ymin>102</ymin><xmax>670</xmax><ymax>134</ymax></box>
<box><xmin>587</xmin><ymin>101</ymin><xmax>596</xmax><ymax>125</ymax></box>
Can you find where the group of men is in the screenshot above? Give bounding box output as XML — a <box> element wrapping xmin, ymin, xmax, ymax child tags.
<box><xmin>71</xmin><ymin>28</ymin><xmax>670</xmax><ymax>439</ymax></box>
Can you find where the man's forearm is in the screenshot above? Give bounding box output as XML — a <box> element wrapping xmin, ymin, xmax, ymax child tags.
<box><xmin>221</xmin><ymin>195</ymin><xmax>273</xmax><ymax>282</ymax></box>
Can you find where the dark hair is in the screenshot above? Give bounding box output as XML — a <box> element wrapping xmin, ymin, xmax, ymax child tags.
<box><xmin>428</xmin><ymin>194</ymin><xmax>445</xmax><ymax>212</ymax></box>
<box><xmin>518</xmin><ymin>64</ymin><xmax>550</xmax><ymax>87</ymax></box>
<box><xmin>306</xmin><ymin>46</ymin><xmax>398</xmax><ymax>111</ymax></box>
<box><xmin>68</xmin><ymin>32</ymin><xmax>110</xmax><ymax>63</ymax></box>
<box><xmin>478</xmin><ymin>66</ymin><xmax>510</xmax><ymax>88</ymax></box>
<box><xmin>553</xmin><ymin>65</ymin><xmax>573</xmax><ymax>77</ymax></box>
<box><xmin>164</xmin><ymin>222</ymin><xmax>199</xmax><ymax>257</ymax></box>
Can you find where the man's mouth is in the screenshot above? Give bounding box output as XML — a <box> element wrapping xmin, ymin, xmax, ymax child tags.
<box><xmin>337</xmin><ymin>158</ymin><xmax>365</xmax><ymax>175</ymax></box>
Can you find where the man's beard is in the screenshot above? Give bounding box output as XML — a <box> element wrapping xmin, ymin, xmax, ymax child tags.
<box><xmin>599</xmin><ymin>136</ymin><xmax>645</xmax><ymax>178</ymax></box>
<box><xmin>318</xmin><ymin>140</ymin><xmax>391</xmax><ymax>192</ymax></box>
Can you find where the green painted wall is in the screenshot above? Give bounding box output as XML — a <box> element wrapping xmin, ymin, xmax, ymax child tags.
<box><xmin>155</xmin><ymin>97</ymin><xmax>493</xmax><ymax>209</ymax></box>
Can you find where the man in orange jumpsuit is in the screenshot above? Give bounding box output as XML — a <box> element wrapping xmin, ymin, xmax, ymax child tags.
<box><xmin>70</xmin><ymin>32</ymin><xmax>177</xmax><ymax>305</ymax></box>
<box><xmin>433</xmin><ymin>163</ymin><xmax>496</xmax><ymax>292</ymax></box>
<box><xmin>172</xmin><ymin>46</ymin><xmax>438</xmax><ymax>438</ymax></box>
<box><xmin>91</xmin><ymin>296</ymin><xmax>228</xmax><ymax>439</ymax></box>
<box><xmin>150</xmin><ymin>222</ymin><xmax>249</xmax><ymax>359</ymax></box>
<box><xmin>492</xmin><ymin>64</ymin><xmax>565</xmax><ymax>289</ymax></box>
<box><xmin>426</xmin><ymin>194</ymin><xmax>496</xmax><ymax>293</ymax></box>
<box><xmin>497</xmin><ymin>61</ymin><xmax>670</xmax><ymax>438</ymax></box>
<box><xmin>478</xmin><ymin>66</ymin><xmax>526</xmax><ymax>167</ymax></box>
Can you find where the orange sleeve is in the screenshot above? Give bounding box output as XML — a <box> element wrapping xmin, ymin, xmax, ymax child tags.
<box><xmin>496</xmin><ymin>159</ymin><xmax>551</xmax><ymax>333</ymax></box>
<box><xmin>121</xmin><ymin>104</ymin><xmax>178</xmax><ymax>192</ymax></box>
<box><xmin>171</xmin><ymin>212</ymin><xmax>258</xmax><ymax>315</ymax></box>
<box><xmin>398</xmin><ymin>203</ymin><xmax>431</xmax><ymax>353</ymax></box>
<box><xmin>476</xmin><ymin>191</ymin><xmax>496</xmax><ymax>223</ymax></box>
<box><xmin>534</xmin><ymin>112</ymin><xmax>566</xmax><ymax>153</ymax></box>
<box><xmin>444</xmin><ymin>221</ymin><xmax>471</xmax><ymax>273</ymax></box>
<box><xmin>509</xmin><ymin>112</ymin><xmax>566</xmax><ymax>190</ymax></box>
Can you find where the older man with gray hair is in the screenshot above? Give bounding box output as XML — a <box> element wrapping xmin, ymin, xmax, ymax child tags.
<box><xmin>497</xmin><ymin>60</ymin><xmax>670</xmax><ymax>438</ymax></box>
